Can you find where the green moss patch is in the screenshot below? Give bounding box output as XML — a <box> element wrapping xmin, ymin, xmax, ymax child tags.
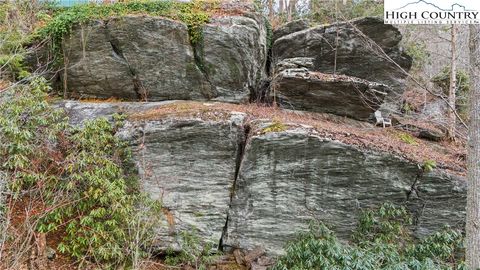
<box><xmin>37</xmin><ymin>0</ymin><xmax>219</xmax><ymax>52</ymax></box>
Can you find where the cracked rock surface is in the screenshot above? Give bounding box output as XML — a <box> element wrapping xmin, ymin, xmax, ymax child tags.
<box><xmin>62</xmin><ymin>14</ymin><xmax>266</xmax><ymax>102</ymax></box>
<box><xmin>224</xmin><ymin>122</ymin><xmax>465</xmax><ymax>255</ymax></box>
<box><xmin>272</xmin><ymin>70</ymin><xmax>391</xmax><ymax>120</ymax></box>
<box><xmin>198</xmin><ymin>13</ymin><xmax>267</xmax><ymax>102</ymax></box>
<box><xmin>61</xmin><ymin>102</ymin><xmax>466</xmax><ymax>255</ymax></box>
<box><xmin>63</xmin><ymin>16</ymin><xmax>208</xmax><ymax>100</ymax></box>
<box><xmin>271</xmin><ymin>17</ymin><xmax>412</xmax><ymax>113</ymax></box>
<box><xmin>119</xmin><ymin>113</ymin><xmax>247</xmax><ymax>250</ymax></box>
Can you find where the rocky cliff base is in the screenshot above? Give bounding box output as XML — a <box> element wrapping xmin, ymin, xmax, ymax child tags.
<box><xmin>60</xmin><ymin>100</ymin><xmax>466</xmax><ymax>256</ymax></box>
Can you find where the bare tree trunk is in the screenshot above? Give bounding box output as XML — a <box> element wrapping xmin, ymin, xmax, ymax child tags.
<box><xmin>279</xmin><ymin>0</ymin><xmax>284</xmax><ymax>15</ymax></box>
<box><xmin>287</xmin><ymin>0</ymin><xmax>297</xmax><ymax>21</ymax></box>
<box><xmin>466</xmin><ymin>24</ymin><xmax>480</xmax><ymax>270</ymax></box>
<box><xmin>448</xmin><ymin>24</ymin><xmax>457</xmax><ymax>139</ymax></box>
<box><xmin>268</xmin><ymin>0</ymin><xmax>274</xmax><ymax>21</ymax></box>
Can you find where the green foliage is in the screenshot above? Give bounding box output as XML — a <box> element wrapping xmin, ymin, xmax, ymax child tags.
<box><xmin>272</xmin><ymin>203</ymin><xmax>465</xmax><ymax>270</ymax></box>
<box><xmin>405</xmin><ymin>40</ymin><xmax>430</xmax><ymax>70</ymax></box>
<box><xmin>37</xmin><ymin>0</ymin><xmax>217</xmax><ymax>54</ymax></box>
<box><xmin>38</xmin><ymin>116</ymin><xmax>160</xmax><ymax>265</ymax></box>
<box><xmin>165</xmin><ymin>229</ymin><xmax>219</xmax><ymax>270</ymax></box>
<box><xmin>431</xmin><ymin>66</ymin><xmax>470</xmax><ymax>117</ymax></box>
<box><xmin>0</xmin><ymin>77</ymin><xmax>162</xmax><ymax>267</ymax></box>
<box><xmin>402</xmin><ymin>102</ymin><xmax>414</xmax><ymax>114</ymax></box>
<box><xmin>432</xmin><ymin>66</ymin><xmax>470</xmax><ymax>95</ymax></box>
<box><xmin>0</xmin><ymin>77</ymin><xmax>66</xmax><ymax>192</ymax></box>
<box><xmin>309</xmin><ymin>0</ymin><xmax>383</xmax><ymax>24</ymax></box>
<box><xmin>353</xmin><ymin>202</ymin><xmax>413</xmax><ymax>245</ymax></box>
<box><xmin>0</xmin><ymin>1</ymin><xmax>41</xmax><ymax>80</ymax></box>
<box><xmin>422</xmin><ymin>159</ymin><xmax>437</xmax><ymax>173</ymax></box>
<box><xmin>262</xmin><ymin>120</ymin><xmax>287</xmax><ymax>133</ymax></box>
<box><xmin>398</xmin><ymin>132</ymin><xmax>418</xmax><ymax>145</ymax></box>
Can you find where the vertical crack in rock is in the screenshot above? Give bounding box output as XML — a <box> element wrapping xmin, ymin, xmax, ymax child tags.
<box><xmin>406</xmin><ymin>169</ymin><xmax>426</xmax><ymax>227</ymax></box>
<box><xmin>104</xmin><ymin>21</ymin><xmax>147</xmax><ymax>101</ymax></box>
<box><xmin>190</xmin><ymin>36</ymin><xmax>216</xmax><ymax>99</ymax></box>
<box><xmin>406</xmin><ymin>169</ymin><xmax>423</xmax><ymax>201</ymax></box>
<box><xmin>219</xmin><ymin>124</ymin><xmax>251</xmax><ymax>251</ymax></box>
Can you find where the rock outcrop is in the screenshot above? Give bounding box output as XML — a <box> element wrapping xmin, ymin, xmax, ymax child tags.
<box><xmin>271</xmin><ymin>17</ymin><xmax>412</xmax><ymax>116</ymax></box>
<box><xmin>272</xmin><ymin>19</ymin><xmax>309</xmax><ymax>41</ymax></box>
<box><xmin>272</xmin><ymin>70</ymin><xmax>390</xmax><ymax>120</ymax></box>
<box><xmin>62</xmin><ymin>14</ymin><xmax>267</xmax><ymax>102</ymax></box>
<box><xmin>198</xmin><ymin>13</ymin><xmax>267</xmax><ymax>102</ymax></box>
<box><xmin>61</xmin><ymin>101</ymin><xmax>246</xmax><ymax>249</ymax></box>
<box><xmin>54</xmin><ymin>15</ymin><xmax>412</xmax><ymax>121</ymax></box>
<box><xmin>61</xmin><ymin>101</ymin><xmax>466</xmax><ymax>256</ymax></box>
<box><xmin>120</xmin><ymin>114</ymin><xmax>246</xmax><ymax>249</ymax></box>
<box><xmin>224</xmin><ymin>122</ymin><xmax>465</xmax><ymax>255</ymax></box>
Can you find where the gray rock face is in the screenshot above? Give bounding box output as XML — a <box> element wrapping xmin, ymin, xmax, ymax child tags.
<box><xmin>58</xmin><ymin>100</ymin><xmax>176</xmax><ymax>125</ymax></box>
<box><xmin>272</xmin><ymin>19</ymin><xmax>309</xmax><ymax>41</ymax></box>
<box><xmin>273</xmin><ymin>70</ymin><xmax>390</xmax><ymax>120</ymax></box>
<box><xmin>63</xmin><ymin>16</ymin><xmax>206</xmax><ymax>100</ymax></box>
<box><xmin>224</xmin><ymin>123</ymin><xmax>465</xmax><ymax>255</ymax></box>
<box><xmin>272</xmin><ymin>17</ymin><xmax>412</xmax><ymax>110</ymax></box>
<box><xmin>407</xmin><ymin>171</ymin><xmax>467</xmax><ymax>238</ymax></box>
<box><xmin>61</xmin><ymin>101</ymin><xmax>246</xmax><ymax>249</ymax></box>
<box><xmin>199</xmin><ymin>14</ymin><xmax>267</xmax><ymax>102</ymax></box>
<box><xmin>119</xmin><ymin>113</ymin><xmax>246</xmax><ymax>249</ymax></box>
<box><xmin>60</xmin><ymin>102</ymin><xmax>466</xmax><ymax>256</ymax></box>
<box><xmin>418</xmin><ymin>129</ymin><xmax>445</xmax><ymax>142</ymax></box>
<box><xmin>62</xmin><ymin>14</ymin><xmax>266</xmax><ymax>102</ymax></box>
<box><xmin>273</xmin><ymin>17</ymin><xmax>411</xmax><ymax>84</ymax></box>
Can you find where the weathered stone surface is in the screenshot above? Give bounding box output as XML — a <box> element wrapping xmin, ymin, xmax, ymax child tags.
<box><xmin>60</xmin><ymin>102</ymin><xmax>466</xmax><ymax>256</ymax></box>
<box><xmin>272</xmin><ymin>19</ymin><xmax>309</xmax><ymax>41</ymax></box>
<box><xmin>62</xmin><ymin>101</ymin><xmax>246</xmax><ymax>249</ymax></box>
<box><xmin>272</xmin><ymin>70</ymin><xmax>390</xmax><ymax>120</ymax></box>
<box><xmin>63</xmin><ymin>16</ymin><xmax>207</xmax><ymax>100</ymax></box>
<box><xmin>407</xmin><ymin>171</ymin><xmax>466</xmax><ymax>238</ymax></box>
<box><xmin>58</xmin><ymin>100</ymin><xmax>176</xmax><ymax>125</ymax></box>
<box><xmin>62</xmin><ymin>14</ymin><xmax>267</xmax><ymax>102</ymax></box>
<box><xmin>418</xmin><ymin>129</ymin><xmax>445</xmax><ymax>142</ymax></box>
<box><xmin>119</xmin><ymin>112</ymin><xmax>246</xmax><ymax>249</ymax></box>
<box><xmin>224</xmin><ymin>122</ymin><xmax>465</xmax><ymax>255</ymax></box>
<box><xmin>199</xmin><ymin>13</ymin><xmax>267</xmax><ymax>102</ymax></box>
<box><xmin>272</xmin><ymin>17</ymin><xmax>412</xmax><ymax>97</ymax></box>
<box><xmin>275</xmin><ymin>57</ymin><xmax>314</xmax><ymax>72</ymax></box>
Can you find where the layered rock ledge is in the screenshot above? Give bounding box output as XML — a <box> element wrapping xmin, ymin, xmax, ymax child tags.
<box><xmin>60</xmin><ymin>101</ymin><xmax>466</xmax><ymax>255</ymax></box>
<box><xmin>271</xmin><ymin>17</ymin><xmax>412</xmax><ymax>114</ymax></box>
<box><xmin>272</xmin><ymin>70</ymin><xmax>390</xmax><ymax>120</ymax></box>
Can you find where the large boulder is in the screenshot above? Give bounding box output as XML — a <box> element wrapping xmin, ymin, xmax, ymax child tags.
<box><xmin>272</xmin><ymin>19</ymin><xmax>309</xmax><ymax>41</ymax></box>
<box><xmin>272</xmin><ymin>69</ymin><xmax>390</xmax><ymax>120</ymax></box>
<box><xmin>224</xmin><ymin>122</ymin><xmax>465</xmax><ymax>255</ymax></box>
<box><xmin>271</xmin><ymin>17</ymin><xmax>412</xmax><ymax>116</ymax></box>
<box><xmin>60</xmin><ymin>102</ymin><xmax>466</xmax><ymax>256</ymax></box>
<box><xmin>62</xmin><ymin>14</ymin><xmax>267</xmax><ymax>102</ymax></box>
<box><xmin>63</xmin><ymin>16</ymin><xmax>206</xmax><ymax>101</ymax></box>
<box><xmin>273</xmin><ymin>17</ymin><xmax>411</xmax><ymax>91</ymax></box>
<box><xmin>61</xmin><ymin>101</ymin><xmax>246</xmax><ymax>249</ymax></box>
<box><xmin>198</xmin><ymin>13</ymin><xmax>268</xmax><ymax>102</ymax></box>
<box><xmin>119</xmin><ymin>113</ymin><xmax>246</xmax><ymax>249</ymax></box>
